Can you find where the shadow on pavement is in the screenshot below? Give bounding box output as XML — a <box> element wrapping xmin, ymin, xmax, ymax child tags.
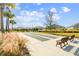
<box><xmin>74</xmin><ymin>48</ymin><xmax>79</xmax><ymax>56</ymax></box>
<box><xmin>63</xmin><ymin>45</ymin><xmax>74</xmax><ymax>52</ymax></box>
<box><xmin>72</xmin><ymin>40</ymin><xmax>79</xmax><ymax>44</ymax></box>
<box><xmin>62</xmin><ymin>45</ymin><xmax>79</xmax><ymax>56</ymax></box>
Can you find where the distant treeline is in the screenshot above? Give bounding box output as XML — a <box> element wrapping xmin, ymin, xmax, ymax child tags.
<box><xmin>38</xmin><ymin>30</ymin><xmax>79</xmax><ymax>33</ymax></box>
<box><xmin>8</xmin><ymin>28</ymin><xmax>79</xmax><ymax>33</ymax></box>
<box><xmin>10</xmin><ymin>28</ymin><xmax>39</xmax><ymax>32</ymax></box>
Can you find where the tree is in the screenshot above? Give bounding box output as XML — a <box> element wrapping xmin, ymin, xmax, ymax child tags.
<box><xmin>9</xmin><ymin>20</ymin><xmax>16</xmax><ymax>30</ymax></box>
<box><xmin>4</xmin><ymin>11</ymin><xmax>14</xmax><ymax>31</ymax></box>
<box><xmin>0</xmin><ymin>3</ymin><xmax>15</xmax><ymax>33</ymax></box>
<box><xmin>45</xmin><ymin>10</ymin><xmax>54</xmax><ymax>31</ymax></box>
<box><xmin>4</xmin><ymin>4</ymin><xmax>15</xmax><ymax>32</ymax></box>
<box><xmin>0</xmin><ymin>4</ymin><xmax>4</xmax><ymax>33</ymax></box>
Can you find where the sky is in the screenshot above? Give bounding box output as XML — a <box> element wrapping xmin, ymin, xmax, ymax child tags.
<box><xmin>10</xmin><ymin>3</ymin><xmax>79</xmax><ymax>28</ymax></box>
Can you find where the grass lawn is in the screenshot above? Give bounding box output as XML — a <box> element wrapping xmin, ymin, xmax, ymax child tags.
<box><xmin>38</xmin><ymin>32</ymin><xmax>79</xmax><ymax>38</ymax></box>
<box><xmin>52</xmin><ymin>33</ymin><xmax>79</xmax><ymax>38</ymax></box>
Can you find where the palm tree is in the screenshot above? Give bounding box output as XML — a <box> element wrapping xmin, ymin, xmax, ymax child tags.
<box><xmin>0</xmin><ymin>3</ymin><xmax>15</xmax><ymax>33</ymax></box>
<box><xmin>0</xmin><ymin>4</ymin><xmax>4</xmax><ymax>33</ymax></box>
<box><xmin>5</xmin><ymin>4</ymin><xmax>15</xmax><ymax>32</ymax></box>
<box><xmin>10</xmin><ymin>20</ymin><xmax>16</xmax><ymax>30</ymax></box>
<box><xmin>8</xmin><ymin>13</ymin><xmax>15</xmax><ymax>30</ymax></box>
<box><xmin>4</xmin><ymin>11</ymin><xmax>14</xmax><ymax>31</ymax></box>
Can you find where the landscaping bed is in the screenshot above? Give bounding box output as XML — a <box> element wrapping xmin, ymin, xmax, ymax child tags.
<box><xmin>0</xmin><ymin>32</ymin><xmax>30</xmax><ymax>56</ymax></box>
<box><xmin>37</xmin><ymin>31</ymin><xmax>79</xmax><ymax>38</ymax></box>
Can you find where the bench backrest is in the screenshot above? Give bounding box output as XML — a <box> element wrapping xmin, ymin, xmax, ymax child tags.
<box><xmin>61</xmin><ymin>36</ymin><xmax>69</xmax><ymax>42</ymax></box>
<box><xmin>71</xmin><ymin>35</ymin><xmax>75</xmax><ymax>39</ymax></box>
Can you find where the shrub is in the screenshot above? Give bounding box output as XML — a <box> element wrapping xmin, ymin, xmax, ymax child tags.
<box><xmin>0</xmin><ymin>33</ymin><xmax>30</xmax><ymax>56</ymax></box>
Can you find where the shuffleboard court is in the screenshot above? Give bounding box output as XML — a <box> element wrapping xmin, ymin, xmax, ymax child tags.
<box><xmin>29</xmin><ymin>32</ymin><xmax>57</xmax><ymax>39</ymax></box>
<box><xmin>24</xmin><ymin>32</ymin><xmax>50</xmax><ymax>41</ymax></box>
<box><xmin>24</xmin><ymin>32</ymin><xmax>79</xmax><ymax>56</ymax></box>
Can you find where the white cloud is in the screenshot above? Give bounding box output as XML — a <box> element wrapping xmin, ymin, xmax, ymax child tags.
<box><xmin>14</xmin><ymin>10</ymin><xmax>45</xmax><ymax>27</ymax></box>
<box><xmin>31</xmin><ymin>11</ymin><xmax>37</xmax><ymax>16</ymax></box>
<box><xmin>40</xmin><ymin>8</ymin><xmax>44</xmax><ymax>11</ymax></box>
<box><xmin>20</xmin><ymin>10</ymin><xmax>45</xmax><ymax>17</ymax></box>
<box><xmin>13</xmin><ymin>8</ymin><xmax>61</xmax><ymax>28</ymax></box>
<box><xmin>61</xmin><ymin>7</ymin><xmax>71</xmax><ymax>13</ymax></box>
<box><xmin>50</xmin><ymin>8</ymin><xmax>57</xmax><ymax>13</ymax></box>
<box><xmin>52</xmin><ymin>14</ymin><xmax>60</xmax><ymax>20</ymax></box>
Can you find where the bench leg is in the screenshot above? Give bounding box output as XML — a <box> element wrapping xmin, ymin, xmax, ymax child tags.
<box><xmin>60</xmin><ymin>44</ymin><xmax>63</xmax><ymax>48</ymax></box>
<box><xmin>56</xmin><ymin>42</ymin><xmax>58</xmax><ymax>46</ymax></box>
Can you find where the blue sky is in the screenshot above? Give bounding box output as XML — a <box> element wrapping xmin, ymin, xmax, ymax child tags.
<box><xmin>11</xmin><ymin>3</ymin><xmax>79</xmax><ymax>28</ymax></box>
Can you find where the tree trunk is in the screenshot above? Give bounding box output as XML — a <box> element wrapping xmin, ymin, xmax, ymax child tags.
<box><xmin>6</xmin><ymin>17</ymin><xmax>9</xmax><ymax>32</ymax></box>
<box><xmin>0</xmin><ymin>4</ymin><xmax>4</xmax><ymax>33</ymax></box>
<box><xmin>12</xmin><ymin>24</ymin><xmax>13</xmax><ymax>30</ymax></box>
<box><xmin>7</xmin><ymin>18</ymin><xmax>9</xmax><ymax>31</ymax></box>
<box><xmin>6</xmin><ymin>6</ymin><xmax>10</xmax><ymax>32</ymax></box>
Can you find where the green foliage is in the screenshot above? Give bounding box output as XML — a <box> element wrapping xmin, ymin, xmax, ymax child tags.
<box><xmin>0</xmin><ymin>3</ymin><xmax>15</xmax><ymax>33</ymax></box>
<box><xmin>10</xmin><ymin>20</ymin><xmax>16</xmax><ymax>25</ymax></box>
<box><xmin>4</xmin><ymin>11</ymin><xmax>14</xmax><ymax>19</ymax></box>
<box><xmin>7</xmin><ymin>3</ymin><xmax>15</xmax><ymax>9</ymax></box>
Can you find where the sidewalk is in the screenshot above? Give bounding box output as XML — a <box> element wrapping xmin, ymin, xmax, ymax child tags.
<box><xmin>19</xmin><ymin>33</ymin><xmax>74</xmax><ymax>56</ymax></box>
